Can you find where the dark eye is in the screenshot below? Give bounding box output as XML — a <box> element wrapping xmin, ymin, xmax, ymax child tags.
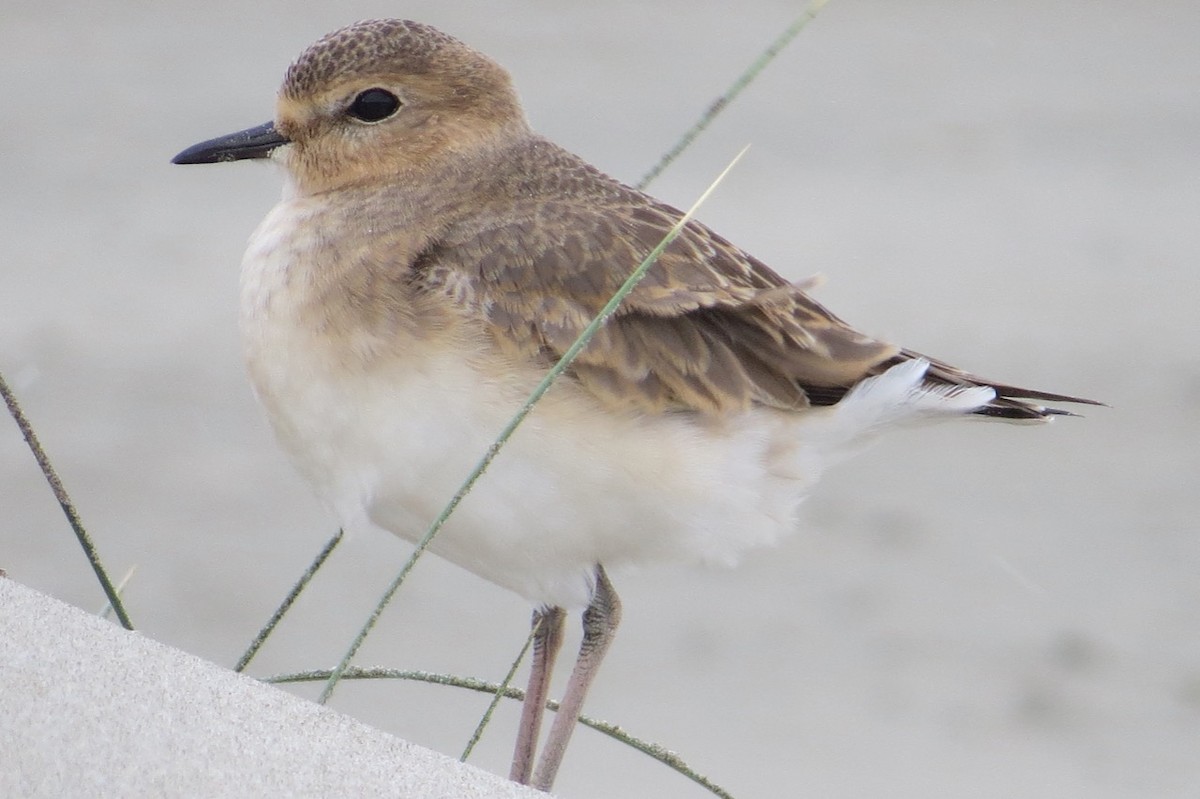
<box><xmin>347</xmin><ymin>88</ymin><xmax>401</xmax><ymax>122</ymax></box>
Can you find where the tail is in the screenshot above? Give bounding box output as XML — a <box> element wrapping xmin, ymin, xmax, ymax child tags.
<box><xmin>789</xmin><ymin>356</ymin><xmax>1100</xmax><ymax>468</ymax></box>
<box><xmin>892</xmin><ymin>349</ymin><xmax>1104</xmax><ymax>422</ymax></box>
<box><xmin>802</xmin><ymin>350</ymin><xmax>1104</xmax><ymax>423</ymax></box>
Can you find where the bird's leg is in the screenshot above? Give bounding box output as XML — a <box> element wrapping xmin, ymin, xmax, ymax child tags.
<box><xmin>510</xmin><ymin>605</ymin><xmax>566</xmax><ymax>784</ymax></box>
<box><xmin>531</xmin><ymin>565</ymin><xmax>622</xmax><ymax>792</ymax></box>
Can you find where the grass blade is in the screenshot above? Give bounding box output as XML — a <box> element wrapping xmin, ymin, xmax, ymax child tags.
<box><xmin>0</xmin><ymin>370</ymin><xmax>134</xmax><ymax>630</ymax></box>
<box><xmin>637</xmin><ymin>0</ymin><xmax>829</xmax><ymax>190</ymax></box>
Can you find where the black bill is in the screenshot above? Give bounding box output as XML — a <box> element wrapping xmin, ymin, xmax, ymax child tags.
<box><xmin>171</xmin><ymin>121</ymin><xmax>289</xmax><ymax>165</ymax></box>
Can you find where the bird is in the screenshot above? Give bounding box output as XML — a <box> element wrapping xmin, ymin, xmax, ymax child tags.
<box><xmin>172</xmin><ymin>18</ymin><xmax>1099</xmax><ymax>792</ymax></box>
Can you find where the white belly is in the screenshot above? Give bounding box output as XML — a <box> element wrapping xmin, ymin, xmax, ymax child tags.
<box><xmin>239</xmin><ymin>199</ymin><xmax>989</xmax><ymax>609</ymax></box>
<box><xmin>243</xmin><ymin>338</ymin><xmax>806</xmax><ymax>608</ymax></box>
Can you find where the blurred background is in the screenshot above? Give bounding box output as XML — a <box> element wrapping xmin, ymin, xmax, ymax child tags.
<box><xmin>2</xmin><ymin>1</ymin><xmax>1197</xmax><ymax>796</ymax></box>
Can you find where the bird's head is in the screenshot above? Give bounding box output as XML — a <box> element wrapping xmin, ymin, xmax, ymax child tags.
<box><xmin>172</xmin><ymin>19</ymin><xmax>530</xmax><ymax>195</ymax></box>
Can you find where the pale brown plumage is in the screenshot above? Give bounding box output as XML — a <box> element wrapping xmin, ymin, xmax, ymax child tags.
<box><xmin>410</xmin><ymin>133</ymin><xmax>1097</xmax><ymax>419</ymax></box>
<box><xmin>266</xmin><ymin>19</ymin><xmax>1097</xmax><ymax>421</ymax></box>
<box><xmin>410</xmin><ymin>138</ymin><xmax>890</xmax><ymax>415</ymax></box>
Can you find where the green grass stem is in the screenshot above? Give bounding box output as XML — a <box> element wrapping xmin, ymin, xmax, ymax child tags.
<box><xmin>0</xmin><ymin>370</ymin><xmax>134</xmax><ymax>630</ymax></box>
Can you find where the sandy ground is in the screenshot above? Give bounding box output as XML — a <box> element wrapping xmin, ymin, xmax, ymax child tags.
<box><xmin>2</xmin><ymin>1</ymin><xmax>1197</xmax><ymax>797</ymax></box>
<box><xmin>2</xmin><ymin>579</ymin><xmax>545</xmax><ymax>799</ymax></box>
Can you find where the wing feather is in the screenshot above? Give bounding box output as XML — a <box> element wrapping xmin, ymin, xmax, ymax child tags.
<box><xmin>409</xmin><ymin>137</ymin><xmax>1095</xmax><ymax>419</ymax></box>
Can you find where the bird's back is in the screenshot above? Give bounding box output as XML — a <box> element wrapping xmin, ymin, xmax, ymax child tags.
<box><xmin>406</xmin><ymin>135</ymin><xmax>1098</xmax><ymax>421</ymax></box>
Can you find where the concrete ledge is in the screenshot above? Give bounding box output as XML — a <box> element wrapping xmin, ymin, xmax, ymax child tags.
<box><xmin>0</xmin><ymin>579</ymin><xmax>546</xmax><ymax>798</ymax></box>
